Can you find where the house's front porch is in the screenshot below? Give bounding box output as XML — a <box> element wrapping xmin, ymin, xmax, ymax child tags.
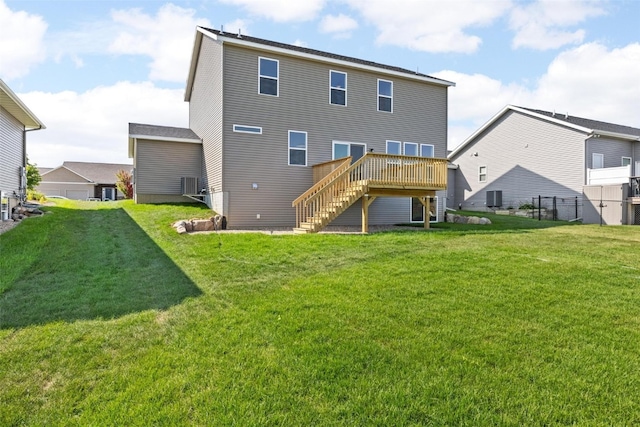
<box><xmin>292</xmin><ymin>153</ymin><xmax>448</xmax><ymax>233</ymax></box>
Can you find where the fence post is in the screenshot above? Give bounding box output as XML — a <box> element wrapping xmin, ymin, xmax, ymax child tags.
<box><xmin>538</xmin><ymin>195</ymin><xmax>541</xmax><ymax>221</ymax></box>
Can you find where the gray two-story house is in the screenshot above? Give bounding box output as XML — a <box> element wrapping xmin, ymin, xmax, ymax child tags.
<box><xmin>129</xmin><ymin>27</ymin><xmax>454</xmax><ymax>231</ymax></box>
<box><xmin>448</xmin><ymin>105</ymin><xmax>640</xmax><ymax>224</ymax></box>
<box><xmin>1</xmin><ymin>79</ymin><xmax>45</xmax><ymax>220</ymax></box>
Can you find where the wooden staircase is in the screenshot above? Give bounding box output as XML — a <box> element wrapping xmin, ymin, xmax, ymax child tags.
<box><xmin>294</xmin><ymin>181</ymin><xmax>367</xmax><ymax>233</ymax></box>
<box><xmin>292</xmin><ymin>153</ymin><xmax>448</xmax><ymax>233</ymax></box>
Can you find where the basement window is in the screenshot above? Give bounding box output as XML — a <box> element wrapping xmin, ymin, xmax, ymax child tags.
<box><xmin>233</xmin><ymin>125</ymin><xmax>262</xmax><ymax>134</ymax></box>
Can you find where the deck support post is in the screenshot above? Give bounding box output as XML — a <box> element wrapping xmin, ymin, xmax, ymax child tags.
<box><xmin>361</xmin><ymin>195</ymin><xmax>377</xmax><ymax>233</ymax></box>
<box><xmin>418</xmin><ymin>197</ymin><xmax>430</xmax><ymax>229</ymax></box>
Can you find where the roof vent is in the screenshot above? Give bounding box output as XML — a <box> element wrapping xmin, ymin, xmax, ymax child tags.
<box><xmin>565</xmin><ymin>112</ymin><xmax>568</xmax><ymax>119</ymax></box>
<box><xmin>220</xmin><ymin>25</ymin><xmax>224</xmax><ymax>35</ymax></box>
<box><xmin>237</xmin><ymin>29</ymin><xmax>242</xmax><ymax>39</ymax></box>
<box><xmin>552</xmin><ymin>110</ymin><xmax>555</xmax><ymax>117</ymax></box>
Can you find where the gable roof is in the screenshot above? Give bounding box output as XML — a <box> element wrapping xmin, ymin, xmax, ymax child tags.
<box><xmin>185</xmin><ymin>27</ymin><xmax>455</xmax><ymax>101</ymax></box>
<box><xmin>41</xmin><ymin>162</ymin><xmax>132</xmax><ymax>184</ymax></box>
<box><xmin>0</xmin><ymin>78</ymin><xmax>45</xmax><ymax>130</ymax></box>
<box><xmin>448</xmin><ymin>105</ymin><xmax>640</xmax><ymax>160</ymax></box>
<box><xmin>128</xmin><ymin>123</ymin><xmax>201</xmax><ymax>158</ymax></box>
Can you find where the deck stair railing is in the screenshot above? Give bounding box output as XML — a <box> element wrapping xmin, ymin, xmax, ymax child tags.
<box><xmin>292</xmin><ymin>153</ymin><xmax>447</xmax><ymax>233</ymax></box>
<box><xmin>631</xmin><ymin>177</ymin><xmax>640</xmax><ymax>198</ymax></box>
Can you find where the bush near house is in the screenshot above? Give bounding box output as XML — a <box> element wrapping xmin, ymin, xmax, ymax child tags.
<box><xmin>1</xmin><ymin>201</ymin><xmax>638</xmax><ymax>425</ymax></box>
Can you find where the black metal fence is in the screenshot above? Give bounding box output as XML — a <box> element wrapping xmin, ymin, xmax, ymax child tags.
<box><xmin>531</xmin><ymin>196</ymin><xmax>580</xmax><ymax>221</ymax></box>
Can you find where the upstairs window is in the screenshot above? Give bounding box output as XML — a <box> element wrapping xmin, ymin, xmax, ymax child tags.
<box><xmin>378</xmin><ymin>79</ymin><xmax>393</xmax><ymax>112</ymax></box>
<box><xmin>592</xmin><ymin>153</ymin><xmax>604</xmax><ymax>169</ymax></box>
<box><xmin>259</xmin><ymin>57</ymin><xmax>278</xmax><ymax>96</ymax></box>
<box><xmin>288</xmin><ymin>131</ymin><xmax>307</xmax><ymax>166</ymax></box>
<box><xmin>622</xmin><ymin>157</ymin><xmax>632</xmax><ymax>167</ymax></box>
<box><xmin>420</xmin><ymin>144</ymin><xmax>434</xmax><ymax>157</ymax></box>
<box><xmin>330</xmin><ymin>71</ymin><xmax>347</xmax><ymax>106</ymax></box>
<box><xmin>479</xmin><ymin>166</ymin><xmax>487</xmax><ymax>183</ymax></box>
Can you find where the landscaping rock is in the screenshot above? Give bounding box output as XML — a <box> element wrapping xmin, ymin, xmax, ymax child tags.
<box><xmin>191</xmin><ymin>219</ymin><xmax>214</xmax><ymax>232</ymax></box>
<box><xmin>446</xmin><ymin>212</ymin><xmax>491</xmax><ymax>225</ymax></box>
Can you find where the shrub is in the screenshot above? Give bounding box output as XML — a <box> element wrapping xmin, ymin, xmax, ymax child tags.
<box><xmin>27</xmin><ymin>189</ymin><xmax>45</xmax><ymax>202</ymax></box>
<box><xmin>519</xmin><ymin>203</ymin><xmax>535</xmax><ymax>210</ymax></box>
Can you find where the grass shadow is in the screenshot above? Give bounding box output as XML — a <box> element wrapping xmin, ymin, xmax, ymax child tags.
<box><xmin>0</xmin><ymin>204</ymin><xmax>202</xmax><ymax>328</ymax></box>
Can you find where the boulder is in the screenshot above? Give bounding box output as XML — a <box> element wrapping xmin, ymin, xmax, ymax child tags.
<box><xmin>191</xmin><ymin>219</ymin><xmax>214</xmax><ymax>232</ymax></box>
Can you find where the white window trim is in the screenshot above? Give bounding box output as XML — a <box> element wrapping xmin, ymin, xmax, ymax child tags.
<box><xmin>386</xmin><ymin>140</ymin><xmax>401</xmax><ymax>155</ymax></box>
<box><xmin>288</xmin><ymin>130</ymin><xmax>307</xmax><ymax>167</ymax></box>
<box><xmin>622</xmin><ymin>156</ymin><xmax>632</xmax><ymax>167</ymax></box>
<box><xmin>258</xmin><ymin>56</ymin><xmax>279</xmax><ymax>97</ymax></box>
<box><xmin>420</xmin><ymin>144</ymin><xmax>435</xmax><ymax>157</ymax></box>
<box><xmin>409</xmin><ymin>196</ymin><xmax>439</xmax><ymax>223</ymax></box>
<box><xmin>592</xmin><ymin>153</ymin><xmax>604</xmax><ymax>169</ymax></box>
<box><xmin>329</xmin><ymin>70</ymin><xmax>347</xmax><ymax>106</ymax></box>
<box><xmin>233</xmin><ymin>124</ymin><xmax>262</xmax><ymax>134</ymax></box>
<box><xmin>404</xmin><ymin>142</ymin><xmax>418</xmax><ymax>156</ymax></box>
<box><xmin>377</xmin><ymin>78</ymin><xmax>393</xmax><ymax>113</ymax></box>
<box><xmin>479</xmin><ymin>165</ymin><xmax>487</xmax><ymax>183</ymax></box>
<box><xmin>332</xmin><ymin>140</ymin><xmax>367</xmax><ymax>160</ymax></box>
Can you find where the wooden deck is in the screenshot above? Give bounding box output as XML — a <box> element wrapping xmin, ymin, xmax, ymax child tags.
<box><xmin>292</xmin><ymin>153</ymin><xmax>448</xmax><ymax>233</ymax></box>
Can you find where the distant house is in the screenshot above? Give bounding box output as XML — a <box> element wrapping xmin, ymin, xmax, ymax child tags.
<box><xmin>129</xmin><ymin>27</ymin><xmax>454</xmax><ymax>232</ymax></box>
<box><xmin>448</xmin><ymin>105</ymin><xmax>640</xmax><ymax>224</ymax></box>
<box><xmin>1</xmin><ymin>79</ymin><xmax>45</xmax><ymax>220</ymax></box>
<box><xmin>37</xmin><ymin>161</ymin><xmax>132</xmax><ymax>200</ymax></box>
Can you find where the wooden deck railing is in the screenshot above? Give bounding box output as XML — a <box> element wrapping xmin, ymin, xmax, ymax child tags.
<box><xmin>312</xmin><ymin>157</ymin><xmax>352</xmax><ymax>183</ymax></box>
<box><xmin>293</xmin><ymin>153</ymin><xmax>448</xmax><ymax>230</ymax></box>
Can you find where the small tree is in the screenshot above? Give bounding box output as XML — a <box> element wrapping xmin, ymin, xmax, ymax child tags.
<box><xmin>115</xmin><ymin>169</ymin><xmax>133</xmax><ymax>199</ymax></box>
<box><xmin>26</xmin><ymin>157</ymin><xmax>41</xmax><ymax>191</ymax></box>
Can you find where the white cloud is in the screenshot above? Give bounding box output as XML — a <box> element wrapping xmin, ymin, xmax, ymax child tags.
<box><xmin>319</xmin><ymin>13</ymin><xmax>358</xmax><ymax>38</ymax></box>
<box><xmin>219</xmin><ymin>0</ymin><xmax>326</xmax><ymax>22</ymax></box>
<box><xmin>19</xmin><ymin>82</ymin><xmax>188</xmax><ymax>167</ymax></box>
<box><xmin>510</xmin><ymin>0</ymin><xmax>607</xmax><ymax>50</ymax></box>
<box><xmin>436</xmin><ymin>42</ymin><xmax>640</xmax><ymax>150</ymax></box>
<box><xmin>0</xmin><ymin>0</ymin><xmax>47</xmax><ymax>80</ymax></box>
<box><xmin>108</xmin><ymin>4</ymin><xmax>210</xmax><ymax>82</ymax></box>
<box><xmin>344</xmin><ymin>0</ymin><xmax>512</xmax><ymax>53</ymax></box>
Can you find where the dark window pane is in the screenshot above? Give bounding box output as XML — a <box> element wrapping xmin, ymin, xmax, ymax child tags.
<box><xmin>405</xmin><ymin>144</ymin><xmax>418</xmax><ymax>156</ymax></box>
<box><xmin>378</xmin><ymin>96</ymin><xmax>391</xmax><ymax>112</ymax></box>
<box><xmin>331</xmin><ymin>89</ymin><xmax>346</xmax><ymax>105</ymax></box>
<box><xmin>260</xmin><ymin>77</ymin><xmax>278</xmax><ymax>95</ymax></box>
<box><xmin>411</xmin><ymin>197</ymin><xmax>424</xmax><ymax>222</ymax></box>
<box><xmin>260</xmin><ymin>58</ymin><xmax>278</xmax><ymax>78</ymax></box>
<box><xmin>290</xmin><ymin>149</ymin><xmax>306</xmax><ymax>165</ymax></box>
<box><xmin>421</xmin><ymin>145</ymin><xmax>434</xmax><ymax>157</ymax></box>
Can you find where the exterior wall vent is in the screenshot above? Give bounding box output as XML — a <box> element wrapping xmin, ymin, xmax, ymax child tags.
<box><xmin>181</xmin><ymin>177</ymin><xmax>201</xmax><ymax>195</ymax></box>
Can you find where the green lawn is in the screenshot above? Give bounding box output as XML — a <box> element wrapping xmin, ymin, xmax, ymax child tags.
<box><xmin>1</xmin><ymin>200</ymin><xmax>639</xmax><ymax>425</ymax></box>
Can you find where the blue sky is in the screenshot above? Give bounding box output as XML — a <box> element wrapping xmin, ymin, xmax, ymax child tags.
<box><xmin>1</xmin><ymin>0</ymin><xmax>639</xmax><ymax>167</ymax></box>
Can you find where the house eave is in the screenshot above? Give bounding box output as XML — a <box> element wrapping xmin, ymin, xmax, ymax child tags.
<box><xmin>0</xmin><ymin>79</ymin><xmax>46</xmax><ymax>130</ymax></box>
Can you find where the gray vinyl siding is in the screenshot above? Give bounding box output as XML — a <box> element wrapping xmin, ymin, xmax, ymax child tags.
<box><xmin>220</xmin><ymin>44</ymin><xmax>448</xmax><ymax>227</ymax></box>
<box><xmin>190</xmin><ymin>36</ymin><xmax>224</xmax><ymax>197</ymax></box>
<box><xmin>586</xmin><ymin>136</ymin><xmax>634</xmax><ymax>169</ymax></box>
<box><xmin>451</xmin><ymin>110</ymin><xmax>585</xmax><ymax>219</ymax></box>
<box><xmin>135</xmin><ymin>139</ymin><xmax>202</xmax><ymax>196</ymax></box>
<box><xmin>0</xmin><ymin>106</ymin><xmax>24</xmax><ymax>197</ymax></box>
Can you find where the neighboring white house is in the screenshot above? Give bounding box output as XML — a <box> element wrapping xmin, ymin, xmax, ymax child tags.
<box><xmin>129</xmin><ymin>27</ymin><xmax>455</xmax><ymax>232</ymax></box>
<box><xmin>1</xmin><ymin>79</ymin><xmax>45</xmax><ymax>220</ymax></box>
<box><xmin>448</xmin><ymin>105</ymin><xmax>640</xmax><ymax>224</ymax></box>
<box><xmin>37</xmin><ymin>161</ymin><xmax>133</xmax><ymax>200</ymax></box>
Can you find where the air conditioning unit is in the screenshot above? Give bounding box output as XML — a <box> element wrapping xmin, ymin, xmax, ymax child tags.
<box><xmin>486</xmin><ymin>190</ymin><xmax>502</xmax><ymax>208</ymax></box>
<box><xmin>181</xmin><ymin>177</ymin><xmax>200</xmax><ymax>195</ymax></box>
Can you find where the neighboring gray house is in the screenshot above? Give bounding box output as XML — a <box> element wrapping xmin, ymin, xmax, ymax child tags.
<box><xmin>448</xmin><ymin>105</ymin><xmax>640</xmax><ymax>224</ymax></box>
<box><xmin>38</xmin><ymin>161</ymin><xmax>133</xmax><ymax>200</ymax></box>
<box><xmin>129</xmin><ymin>27</ymin><xmax>454</xmax><ymax>231</ymax></box>
<box><xmin>1</xmin><ymin>79</ymin><xmax>45</xmax><ymax>220</ymax></box>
